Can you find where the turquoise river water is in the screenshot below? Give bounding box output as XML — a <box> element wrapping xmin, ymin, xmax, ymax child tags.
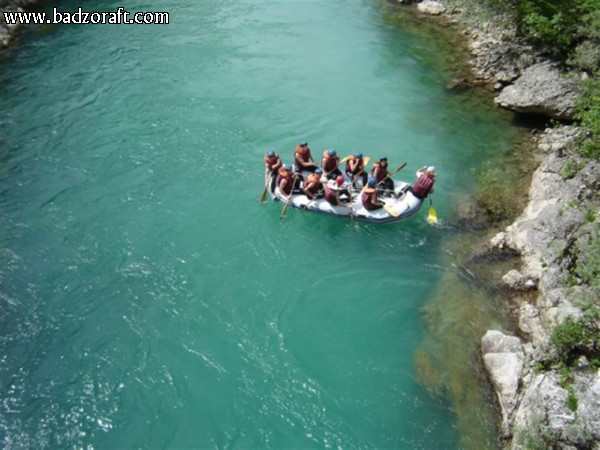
<box><xmin>0</xmin><ymin>0</ymin><xmax>523</xmax><ymax>448</ymax></box>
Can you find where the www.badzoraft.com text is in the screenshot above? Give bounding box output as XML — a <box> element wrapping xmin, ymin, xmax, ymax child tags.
<box><xmin>3</xmin><ymin>7</ymin><xmax>169</xmax><ymax>25</ymax></box>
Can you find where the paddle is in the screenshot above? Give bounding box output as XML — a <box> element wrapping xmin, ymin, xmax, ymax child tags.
<box><xmin>279</xmin><ymin>175</ymin><xmax>297</xmax><ymax>219</ymax></box>
<box><xmin>383</xmin><ymin>202</ymin><xmax>400</xmax><ymax>218</ymax></box>
<box><xmin>259</xmin><ymin>173</ymin><xmax>272</xmax><ymax>203</ymax></box>
<box><xmin>427</xmin><ymin>198</ymin><xmax>438</xmax><ymax>225</ymax></box>
<box><xmin>341</xmin><ymin>155</ymin><xmax>370</xmax><ymax>165</ymax></box>
<box><xmin>376</xmin><ymin>162</ymin><xmax>407</xmax><ymax>187</ymax></box>
<box><xmin>348</xmin><ymin>193</ymin><xmax>355</xmax><ymax>227</ymax></box>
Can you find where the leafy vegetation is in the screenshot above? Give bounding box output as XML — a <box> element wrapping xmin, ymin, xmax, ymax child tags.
<box><xmin>472</xmin><ymin>162</ymin><xmax>517</xmax><ymax>221</ymax></box>
<box><xmin>576</xmin><ymin>77</ymin><xmax>600</xmax><ymax>159</ymax></box>
<box><xmin>515</xmin><ymin>0</ymin><xmax>600</xmax><ymax>159</ymax></box>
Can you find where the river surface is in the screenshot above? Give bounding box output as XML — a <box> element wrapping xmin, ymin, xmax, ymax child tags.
<box><xmin>0</xmin><ymin>1</ymin><xmax>522</xmax><ymax>448</ymax></box>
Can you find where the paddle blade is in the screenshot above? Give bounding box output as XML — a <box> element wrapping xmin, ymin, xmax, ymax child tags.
<box><xmin>363</xmin><ymin>156</ymin><xmax>370</xmax><ymax>166</ymax></box>
<box><xmin>280</xmin><ymin>202</ymin><xmax>289</xmax><ymax>219</ymax></box>
<box><xmin>427</xmin><ymin>205</ymin><xmax>438</xmax><ymax>224</ymax></box>
<box><xmin>340</xmin><ymin>155</ymin><xmax>351</xmax><ymax>164</ymax></box>
<box><xmin>384</xmin><ymin>204</ymin><xmax>400</xmax><ymax>218</ymax></box>
<box><xmin>259</xmin><ymin>186</ymin><xmax>268</xmax><ymax>203</ymax></box>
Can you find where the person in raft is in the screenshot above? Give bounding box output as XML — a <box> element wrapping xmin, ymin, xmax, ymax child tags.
<box><xmin>277</xmin><ymin>164</ymin><xmax>300</xmax><ymax>198</ymax></box>
<box><xmin>294</xmin><ymin>141</ymin><xmax>318</xmax><ymax>173</ymax></box>
<box><xmin>403</xmin><ymin>165</ymin><xmax>436</xmax><ymax>199</ymax></box>
<box><xmin>345</xmin><ymin>152</ymin><xmax>367</xmax><ymax>188</ymax></box>
<box><xmin>371</xmin><ymin>157</ymin><xmax>394</xmax><ymax>194</ymax></box>
<box><xmin>302</xmin><ymin>168</ymin><xmax>324</xmax><ymax>200</ymax></box>
<box><xmin>324</xmin><ymin>175</ymin><xmax>352</xmax><ymax>206</ymax></box>
<box><xmin>361</xmin><ymin>177</ymin><xmax>384</xmax><ymax>211</ymax></box>
<box><xmin>264</xmin><ymin>150</ymin><xmax>282</xmax><ymax>192</ymax></box>
<box><xmin>321</xmin><ymin>148</ymin><xmax>342</xmax><ymax>180</ymax></box>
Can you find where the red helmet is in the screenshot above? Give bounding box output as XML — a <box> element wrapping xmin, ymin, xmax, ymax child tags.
<box><xmin>336</xmin><ymin>175</ymin><xmax>344</xmax><ymax>186</ymax></box>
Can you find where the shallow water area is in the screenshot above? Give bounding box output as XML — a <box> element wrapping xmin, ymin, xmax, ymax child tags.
<box><xmin>0</xmin><ymin>1</ymin><xmax>526</xmax><ymax>448</ymax></box>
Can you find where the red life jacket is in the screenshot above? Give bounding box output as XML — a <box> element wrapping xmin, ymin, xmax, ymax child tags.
<box><xmin>361</xmin><ymin>188</ymin><xmax>380</xmax><ymax>210</ymax></box>
<box><xmin>303</xmin><ymin>173</ymin><xmax>321</xmax><ymax>195</ymax></box>
<box><xmin>321</xmin><ymin>151</ymin><xmax>339</xmax><ymax>172</ymax></box>
<box><xmin>294</xmin><ymin>146</ymin><xmax>311</xmax><ymax>167</ymax></box>
<box><xmin>324</xmin><ymin>186</ymin><xmax>338</xmax><ymax>204</ymax></box>
<box><xmin>264</xmin><ymin>155</ymin><xmax>281</xmax><ymax>171</ymax></box>
<box><xmin>278</xmin><ymin>169</ymin><xmax>293</xmax><ymax>195</ymax></box>
<box><xmin>371</xmin><ymin>162</ymin><xmax>388</xmax><ymax>183</ymax></box>
<box><xmin>412</xmin><ymin>173</ymin><xmax>434</xmax><ymax>198</ymax></box>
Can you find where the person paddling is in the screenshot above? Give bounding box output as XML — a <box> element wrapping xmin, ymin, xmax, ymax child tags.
<box><xmin>371</xmin><ymin>157</ymin><xmax>394</xmax><ymax>194</ymax></box>
<box><xmin>324</xmin><ymin>175</ymin><xmax>351</xmax><ymax>206</ymax></box>
<box><xmin>302</xmin><ymin>168</ymin><xmax>324</xmax><ymax>200</ymax></box>
<box><xmin>294</xmin><ymin>141</ymin><xmax>318</xmax><ymax>173</ymax></box>
<box><xmin>361</xmin><ymin>177</ymin><xmax>384</xmax><ymax>210</ymax></box>
<box><xmin>404</xmin><ymin>165</ymin><xmax>436</xmax><ymax>199</ymax></box>
<box><xmin>321</xmin><ymin>148</ymin><xmax>342</xmax><ymax>180</ymax></box>
<box><xmin>264</xmin><ymin>150</ymin><xmax>282</xmax><ymax>192</ymax></box>
<box><xmin>345</xmin><ymin>152</ymin><xmax>367</xmax><ymax>188</ymax></box>
<box><xmin>277</xmin><ymin>164</ymin><xmax>299</xmax><ymax>199</ymax></box>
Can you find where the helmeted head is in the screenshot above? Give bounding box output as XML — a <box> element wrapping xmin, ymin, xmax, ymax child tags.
<box><xmin>266</xmin><ymin>151</ymin><xmax>275</xmax><ymax>158</ymax></box>
<box><xmin>367</xmin><ymin>177</ymin><xmax>377</xmax><ymax>187</ymax></box>
<box><xmin>355</xmin><ymin>152</ymin><xmax>363</xmax><ymax>159</ymax></box>
<box><xmin>299</xmin><ymin>141</ymin><xmax>308</xmax><ymax>147</ymax></box>
<box><xmin>327</xmin><ymin>149</ymin><xmax>337</xmax><ymax>157</ymax></box>
<box><xmin>315</xmin><ymin>168</ymin><xmax>323</xmax><ymax>175</ymax></box>
<box><xmin>336</xmin><ymin>175</ymin><xmax>344</xmax><ymax>186</ymax></box>
<box><xmin>284</xmin><ymin>164</ymin><xmax>292</xmax><ymax>171</ymax></box>
<box><xmin>380</xmin><ymin>157</ymin><xmax>388</xmax><ymax>162</ymax></box>
<box><xmin>427</xmin><ymin>166</ymin><xmax>436</xmax><ymax>174</ymax></box>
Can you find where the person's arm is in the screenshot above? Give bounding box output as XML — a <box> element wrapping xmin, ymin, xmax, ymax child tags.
<box><xmin>303</xmin><ymin>182</ymin><xmax>316</xmax><ymax>200</ymax></box>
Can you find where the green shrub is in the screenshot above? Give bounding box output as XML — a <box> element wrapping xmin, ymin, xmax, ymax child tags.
<box><xmin>574</xmin><ymin>227</ymin><xmax>600</xmax><ymax>293</ymax></box>
<box><xmin>551</xmin><ymin>313</ymin><xmax>600</xmax><ymax>365</ymax></box>
<box><xmin>473</xmin><ymin>163</ymin><xmax>517</xmax><ymax>221</ymax></box>
<box><xmin>577</xmin><ymin>76</ymin><xmax>600</xmax><ymax>159</ymax></box>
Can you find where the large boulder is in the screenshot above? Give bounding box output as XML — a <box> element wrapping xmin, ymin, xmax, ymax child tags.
<box><xmin>482</xmin><ymin>330</ymin><xmax>525</xmax><ymax>436</ymax></box>
<box><xmin>511</xmin><ymin>372</ymin><xmax>600</xmax><ymax>449</ymax></box>
<box><xmin>494</xmin><ymin>63</ymin><xmax>582</xmax><ymax>120</ymax></box>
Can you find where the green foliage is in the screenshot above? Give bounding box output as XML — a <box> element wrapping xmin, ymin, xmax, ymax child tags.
<box><xmin>551</xmin><ymin>314</ymin><xmax>600</xmax><ymax>365</ymax></box>
<box><xmin>559</xmin><ymin>159</ymin><xmax>585</xmax><ymax>178</ymax></box>
<box><xmin>574</xmin><ymin>227</ymin><xmax>600</xmax><ymax>293</ymax></box>
<box><xmin>473</xmin><ymin>162</ymin><xmax>517</xmax><ymax>221</ymax></box>
<box><xmin>566</xmin><ymin>384</ymin><xmax>579</xmax><ymax>411</ymax></box>
<box><xmin>577</xmin><ymin>76</ymin><xmax>600</xmax><ymax>159</ymax></box>
<box><xmin>515</xmin><ymin>0</ymin><xmax>600</xmax><ymax>72</ymax></box>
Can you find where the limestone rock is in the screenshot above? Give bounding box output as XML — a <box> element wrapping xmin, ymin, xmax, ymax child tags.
<box><xmin>482</xmin><ymin>330</ymin><xmax>525</xmax><ymax>436</ymax></box>
<box><xmin>502</xmin><ymin>269</ymin><xmax>537</xmax><ymax>291</ymax></box>
<box><xmin>417</xmin><ymin>0</ymin><xmax>446</xmax><ymax>15</ymax></box>
<box><xmin>511</xmin><ymin>372</ymin><xmax>600</xmax><ymax>449</ymax></box>
<box><xmin>494</xmin><ymin>62</ymin><xmax>582</xmax><ymax>120</ymax></box>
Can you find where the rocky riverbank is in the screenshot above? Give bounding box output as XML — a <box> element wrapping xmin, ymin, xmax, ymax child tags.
<box><xmin>406</xmin><ymin>1</ymin><xmax>599</xmax><ymax>448</ymax></box>
<box><xmin>0</xmin><ymin>0</ymin><xmax>40</xmax><ymax>49</ymax></box>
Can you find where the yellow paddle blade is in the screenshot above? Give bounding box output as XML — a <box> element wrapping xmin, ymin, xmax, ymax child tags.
<box><xmin>427</xmin><ymin>205</ymin><xmax>438</xmax><ymax>224</ymax></box>
<box><xmin>340</xmin><ymin>155</ymin><xmax>352</xmax><ymax>163</ymax></box>
<box><xmin>259</xmin><ymin>186</ymin><xmax>268</xmax><ymax>203</ymax></box>
<box><xmin>363</xmin><ymin>156</ymin><xmax>370</xmax><ymax>166</ymax></box>
<box><xmin>384</xmin><ymin>204</ymin><xmax>400</xmax><ymax>218</ymax></box>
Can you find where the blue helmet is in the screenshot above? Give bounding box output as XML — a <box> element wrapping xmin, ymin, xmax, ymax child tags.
<box><xmin>266</xmin><ymin>151</ymin><xmax>275</xmax><ymax>157</ymax></box>
<box><xmin>380</xmin><ymin>157</ymin><xmax>387</xmax><ymax>161</ymax></box>
<box><xmin>284</xmin><ymin>164</ymin><xmax>292</xmax><ymax>171</ymax></box>
<box><xmin>315</xmin><ymin>168</ymin><xmax>323</xmax><ymax>174</ymax></box>
<box><xmin>367</xmin><ymin>177</ymin><xmax>377</xmax><ymax>187</ymax></box>
<box><xmin>299</xmin><ymin>141</ymin><xmax>308</xmax><ymax>147</ymax></box>
<box><xmin>355</xmin><ymin>152</ymin><xmax>363</xmax><ymax>158</ymax></box>
<box><xmin>327</xmin><ymin>149</ymin><xmax>337</xmax><ymax>157</ymax></box>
